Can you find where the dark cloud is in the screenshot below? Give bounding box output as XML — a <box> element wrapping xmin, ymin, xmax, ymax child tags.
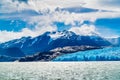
<box><xmin>100</xmin><ymin>0</ymin><xmax>120</xmax><ymax>7</ymax></box>
<box><xmin>12</xmin><ymin>0</ymin><xmax>28</xmax><ymax>3</ymax></box>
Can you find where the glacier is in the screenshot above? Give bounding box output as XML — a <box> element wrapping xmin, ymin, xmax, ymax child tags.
<box><xmin>53</xmin><ymin>47</ymin><xmax>120</xmax><ymax>61</ymax></box>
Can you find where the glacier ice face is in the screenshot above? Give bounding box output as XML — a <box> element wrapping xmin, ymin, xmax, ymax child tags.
<box><xmin>53</xmin><ymin>47</ymin><xmax>120</xmax><ymax>61</ymax></box>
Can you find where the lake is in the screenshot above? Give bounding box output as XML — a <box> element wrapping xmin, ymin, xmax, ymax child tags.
<box><xmin>0</xmin><ymin>62</ymin><xmax>120</xmax><ymax>80</ymax></box>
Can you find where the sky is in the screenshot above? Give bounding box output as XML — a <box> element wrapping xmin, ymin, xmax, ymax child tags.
<box><xmin>0</xmin><ymin>0</ymin><xmax>120</xmax><ymax>42</ymax></box>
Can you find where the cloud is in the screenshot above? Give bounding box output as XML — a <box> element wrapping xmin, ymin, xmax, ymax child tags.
<box><xmin>12</xmin><ymin>0</ymin><xmax>28</xmax><ymax>3</ymax></box>
<box><xmin>0</xmin><ymin>26</ymin><xmax>57</xmax><ymax>43</ymax></box>
<box><xmin>69</xmin><ymin>24</ymin><xmax>99</xmax><ymax>36</ymax></box>
<box><xmin>1</xmin><ymin>0</ymin><xmax>120</xmax><ymax>14</ymax></box>
<box><xmin>83</xmin><ymin>0</ymin><xmax>120</xmax><ymax>11</ymax></box>
<box><xmin>0</xmin><ymin>0</ymin><xmax>120</xmax><ymax>42</ymax></box>
<box><xmin>23</xmin><ymin>10</ymin><xmax>120</xmax><ymax>30</ymax></box>
<box><xmin>1</xmin><ymin>0</ymin><xmax>120</xmax><ymax>21</ymax></box>
<box><xmin>0</xmin><ymin>0</ymin><xmax>85</xmax><ymax>14</ymax></box>
<box><xmin>0</xmin><ymin>0</ymin><xmax>29</xmax><ymax>13</ymax></box>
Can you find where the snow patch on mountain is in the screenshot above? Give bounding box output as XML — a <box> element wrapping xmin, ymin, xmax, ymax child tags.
<box><xmin>49</xmin><ymin>32</ymin><xmax>64</xmax><ymax>39</ymax></box>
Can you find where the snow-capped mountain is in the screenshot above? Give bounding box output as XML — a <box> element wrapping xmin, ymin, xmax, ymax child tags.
<box><xmin>0</xmin><ymin>31</ymin><xmax>111</xmax><ymax>56</ymax></box>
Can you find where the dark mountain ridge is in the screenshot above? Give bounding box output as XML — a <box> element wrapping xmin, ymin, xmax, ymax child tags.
<box><xmin>0</xmin><ymin>31</ymin><xmax>111</xmax><ymax>55</ymax></box>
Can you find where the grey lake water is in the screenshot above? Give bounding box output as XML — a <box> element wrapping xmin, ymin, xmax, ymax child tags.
<box><xmin>0</xmin><ymin>62</ymin><xmax>120</xmax><ymax>80</ymax></box>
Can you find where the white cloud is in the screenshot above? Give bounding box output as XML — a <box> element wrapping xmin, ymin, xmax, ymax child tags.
<box><xmin>1</xmin><ymin>0</ymin><xmax>120</xmax><ymax>14</ymax></box>
<box><xmin>83</xmin><ymin>0</ymin><xmax>120</xmax><ymax>11</ymax></box>
<box><xmin>69</xmin><ymin>24</ymin><xmax>99</xmax><ymax>36</ymax></box>
<box><xmin>0</xmin><ymin>0</ymin><xmax>120</xmax><ymax>42</ymax></box>
<box><xmin>25</xmin><ymin>10</ymin><xmax>120</xmax><ymax>29</ymax></box>
<box><xmin>0</xmin><ymin>0</ymin><xmax>29</xmax><ymax>13</ymax></box>
<box><xmin>0</xmin><ymin>26</ymin><xmax>56</xmax><ymax>43</ymax></box>
<box><xmin>0</xmin><ymin>0</ymin><xmax>85</xmax><ymax>14</ymax></box>
<box><xmin>1</xmin><ymin>0</ymin><xmax>120</xmax><ymax>20</ymax></box>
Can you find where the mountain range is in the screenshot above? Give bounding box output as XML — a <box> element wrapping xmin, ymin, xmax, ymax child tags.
<box><xmin>0</xmin><ymin>31</ymin><xmax>111</xmax><ymax>54</ymax></box>
<box><xmin>0</xmin><ymin>30</ymin><xmax>114</xmax><ymax>61</ymax></box>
